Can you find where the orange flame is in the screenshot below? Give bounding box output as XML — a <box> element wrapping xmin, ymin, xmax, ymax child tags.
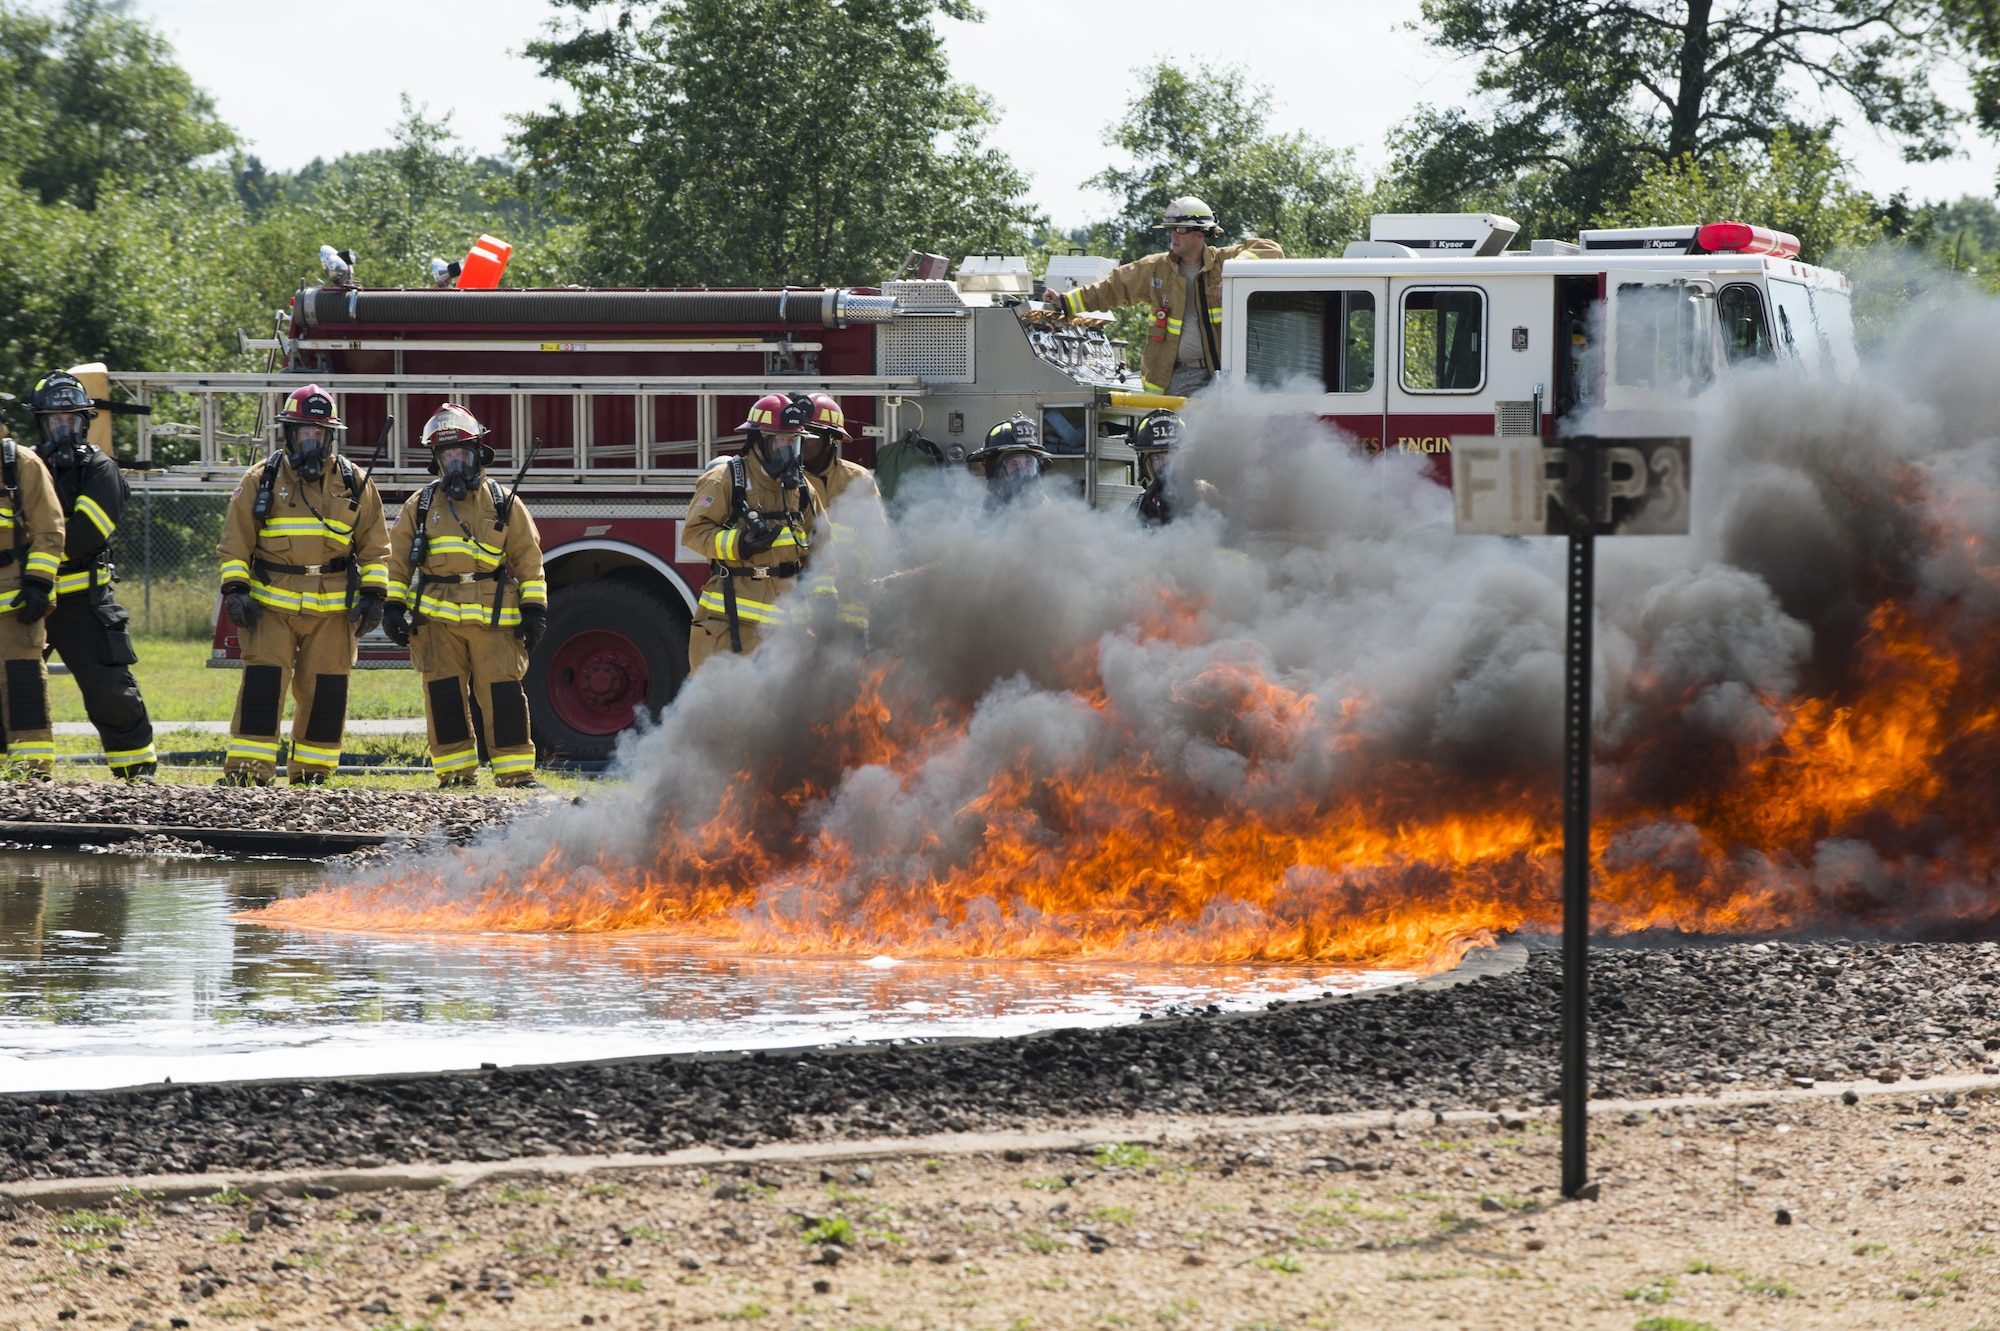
<box><xmin>252</xmin><ymin>565</ymin><xmax>2000</xmax><ymax>970</ymax></box>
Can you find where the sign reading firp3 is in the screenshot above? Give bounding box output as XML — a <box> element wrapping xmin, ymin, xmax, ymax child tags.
<box><xmin>1451</xmin><ymin>436</ymin><xmax>1691</xmax><ymax>536</ymax></box>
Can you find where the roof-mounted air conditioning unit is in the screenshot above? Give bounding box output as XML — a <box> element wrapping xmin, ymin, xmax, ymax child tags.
<box><xmin>1364</xmin><ymin>212</ymin><xmax>1520</xmax><ymax>256</ymax></box>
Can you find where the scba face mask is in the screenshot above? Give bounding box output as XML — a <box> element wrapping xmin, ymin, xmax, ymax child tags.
<box><xmin>757</xmin><ymin>431</ymin><xmax>802</xmax><ymax>479</ymax></box>
<box><xmin>439</xmin><ymin>446</ymin><xmax>480</xmax><ymax>500</ymax></box>
<box><xmin>288</xmin><ymin>424</ymin><xmax>330</xmax><ymax>482</ymax></box>
<box><xmin>37</xmin><ymin>413</ymin><xmax>83</xmax><ymax>470</ymax></box>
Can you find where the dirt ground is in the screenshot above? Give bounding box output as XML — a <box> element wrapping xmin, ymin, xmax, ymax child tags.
<box><xmin>5</xmin><ymin>1087</ymin><xmax>1998</xmax><ymax>1331</ymax></box>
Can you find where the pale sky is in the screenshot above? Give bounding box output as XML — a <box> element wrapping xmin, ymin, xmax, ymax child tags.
<box><xmin>116</xmin><ymin>0</ymin><xmax>2000</xmax><ymax>231</ymax></box>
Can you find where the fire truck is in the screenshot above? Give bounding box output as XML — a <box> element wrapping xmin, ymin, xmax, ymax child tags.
<box><xmin>114</xmin><ymin>212</ymin><xmax>1850</xmax><ymax>759</ymax></box>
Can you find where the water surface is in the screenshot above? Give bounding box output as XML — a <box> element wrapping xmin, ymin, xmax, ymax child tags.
<box><xmin>0</xmin><ymin>850</ymin><xmax>1413</xmax><ymax>1092</ymax></box>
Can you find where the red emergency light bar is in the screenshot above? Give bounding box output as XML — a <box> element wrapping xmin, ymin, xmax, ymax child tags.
<box><xmin>1695</xmin><ymin>222</ymin><xmax>1800</xmax><ymax>258</ymax></box>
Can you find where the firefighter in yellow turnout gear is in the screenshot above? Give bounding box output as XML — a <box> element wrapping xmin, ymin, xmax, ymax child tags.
<box><xmin>800</xmin><ymin>393</ymin><xmax>884</xmax><ymax>643</ymax></box>
<box><xmin>683</xmin><ymin>392</ymin><xmax>826</xmax><ymax>671</ymax></box>
<box><xmin>1052</xmin><ymin>196</ymin><xmax>1282</xmax><ymax>397</ymax></box>
<box><xmin>383</xmin><ymin>405</ymin><xmax>547</xmax><ymax>788</ymax></box>
<box><xmin>216</xmin><ymin>385</ymin><xmax>390</xmax><ymax>785</ymax></box>
<box><xmin>0</xmin><ymin>414</ymin><xmax>66</xmax><ymax>777</ymax></box>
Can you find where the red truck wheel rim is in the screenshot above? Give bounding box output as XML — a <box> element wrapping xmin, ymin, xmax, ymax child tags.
<box><xmin>548</xmin><ymin>629</ymin><xmax>652</xmax><ymax>735</ymax></box>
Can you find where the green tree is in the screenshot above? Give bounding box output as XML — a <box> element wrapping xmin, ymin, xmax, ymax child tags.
<box><xmin>0</xmin><ymin>0</ymin><xmax>234</xmax><ymax>209</ymax></box>
<box><xmin>1394</xmin><ymin>0</ymin><xmax>1971</xmax><ymax>241</ymax></box>
<box><xmin>513</xmin><ymin>0</ymin><xmax>1040</xmax><ymax>287</ymax></box>
<box><xmin>1087</xmin><ymin>62</ymin><xmax>1372</xmax><ymax>261</ymax></box>
<box><xmin>1594</xmin><ymin>129</ymin><xmax>1883</xmax><ymax>262</ymax></box>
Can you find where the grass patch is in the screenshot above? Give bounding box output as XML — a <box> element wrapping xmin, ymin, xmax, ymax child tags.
<box><xmin>1020</xmin><ymin>1234</ymin><xmax>1075</xmax><ymax>1253</ymax></box>
<box><xmin>1022</xmin><ymin>1176</ymin><xmax>1075</xmax><ymax>1191</ymax></box>
<box><xmin>52</xmin><ymin>633</ymin><xmax>424</xmax><ymax>724</ymax></box>
<box><xmin>497</xmin><ymin>1186</ymin><xmax>554</xmax><ymax>1205</ymax></box>
<box><xmin>523</xmin><ymin>1274</ymin><xmax>560</xmax><ymax>1287</ymax></box>
<box><xmin>1092</xmin><ymin>1143</ymin><xmax>1158</xmax><ymax>1169</ymax></box>
<box><xmin>1387</xmin><ymin>1269</ymin><xmax>1465</xmax><ymax>1281</ymax></box>
<box><xmin>1632</xmin><ymin>1320</ymin><xmax>1715</xmax><ymax>1331</ymax></box>
<box><xmin>1738</xmin><ymin>1275</ymin><xmax>1795</xmax><ymax>1299</ymax></box>
<box><xmin>800</xmin><ymin>1216</ymin><xmax>854</xmax><ymax>1247</ymax></box>
<box><xmin>1086</xmin><ymin>1207</ymin><xmax>1134</xmax><ymax>1226</ymax></box>
<box><xmin>623</xmin><ymin>1225</ymin><xmax>669</xmax><ymax>1242</ymax></box>
<box><xmin>54</xmin><ymin>1210</ymin><xmax>129</xmax><ymax>1236</ymax></box>
<box><xmin>719</xmin><ymin>1304</ymin><xmax>769</xmax><ymax>1321</ymax></box>
<box><xmin>1254</xmin><ymin>1254</ymin><xmax>1304</xmax><ymax>1275</ymax></box>
<box><xmin>1852</xmin><ymin>1242</ymin><xmax>1889</xmax><ymax>1255</ymax></box>
<box><xmin>1478</xmin><ymin>1193</ymin><xmax>1536</xmax><ymax>1212</ymax></box>
<box><xmin>1623</xmin><ymin>1276</ymin><xmax>1677</xmax><ymax>1304</ymax></box>
<box><xmin>200</xmin><ymin>1188</ymin><xmax>253</xmax><ymax>1207</ymax></box>
<box><xmin>591</xmin><ymin>1276</ymin><xmax>645</xmax><ymax>1292</ymax></box>
<box><xmin>583</xmin><ymin>1183</ymin><xmax>626</xmax><ymax>1199</ymax></box>
<box><xmin>1682</xmin><ymin>1259</ymin><xmax>1722</xmax><ymax>1275</ymax></box>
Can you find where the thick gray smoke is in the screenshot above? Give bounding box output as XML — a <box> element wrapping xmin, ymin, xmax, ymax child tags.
<box><xmin>284</xmin><ymin>281</ymin><xmax>2000</xmax><ymax>946</ymax></box>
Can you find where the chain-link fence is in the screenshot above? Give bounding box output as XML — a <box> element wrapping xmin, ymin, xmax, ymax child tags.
<box><xmin>109</xmin><ymin>491</ymin><xmax>230</xmax><ymax>640</ymax></box>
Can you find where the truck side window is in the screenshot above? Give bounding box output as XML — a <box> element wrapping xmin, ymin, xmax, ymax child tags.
<box><xmin>1767</xmin><ymin>280</ymin><xmax>1824</xmax><ymax>373</ymax></box>
<box><xmin>1244</xmin><ymin>291</ymin><xmax>1376</xmax><ymax>392</ymax></box>
<box><xmin>1717</xmin><ymin>284</ymin><xmax>1774</xmax><ymax>363</ymax></box>
<box><xmin>1400</xmin><ymin>288</ymin><xmax>1484</xmax><ymax>392</ymax></box>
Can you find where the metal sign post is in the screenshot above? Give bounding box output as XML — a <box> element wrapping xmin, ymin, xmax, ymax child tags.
<box><xmin>1453</xmin><ymin>434</ymin><xmax>1691</xmax><ymax>1200</ymax></box>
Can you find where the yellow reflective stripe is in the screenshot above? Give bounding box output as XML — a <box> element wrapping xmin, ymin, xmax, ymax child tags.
<box><xmin>227</xmin><ymin>737</ymin><xmax>282</xmax><ymax>759</ymax></box>
<box><xmin>770</xmin><ymin>527</ymin><xmax>801</xmax><ymax>550</ymax></box>
<box><xmin>359</xmin><ymin>562</ymin><xmax>388</xmax><ymax>589</ymax></box>
<box><xmin>696</xmin><ymin>587</ymin><xmax>792</xmax><ymax>624</ymax></box>
<box><xmin>73</xmin><ymin>495</ymin><xmax>114</xmax><ymax>538</ymax></box>
<box><xmin>249</xmin><ymin>581</ymin><xmax>351</xmax><ymax>614</ymax></box>
<box><xmin>387</xmin><ymin>579</ymin><xmax>410</xmax><ymax>602</ymax></box>
<box><xmin>260</xmin><ymin>517</ymin><xmax>353</xmax><ymax>538</ymax></box>
<box><xmin>433</xmin><ymin>747</ymin><xmax>478</xmax><ymax>772</ymax></box>
<box><xmin>414</xmin><ymin>593</ymin><xmax>522</xmax><ymax>624</ymax></box>
<box><xmin>105</xmin><ymin>743</ymin><xmax>156</xmax><ymax>766</ymax></box>
<box><xmin>1141</xmin><ymin>379</ymin><xmax>1165</xmax><ymax>394</ymax></box>
<box><xmin>1207</xmin><ymin>307</ymin><xmax>1222</xmax><ymax>323</ymax></box>
<box><xmin>1061</xmin><ymin>289</ymin><xmax>1083</xmax><ymax>315</ymax></box>
<box><xmin>838</xmin><ymin>604</ymin><xmax>869</xmax><ymax>627</ymax></box>
<box><xmin>24</xmin><ymin>552</ymin><xmax>58</xmax><ymax>578</ymax></box>
<box><xmin>715</xmin><ymin>528</ymin><xmax>738</xmax><ymax>561</ymax></box>
<box><xmin>220</xmin><ymin>559</ymin><xmax>251</xmax><ymax>583</ymax></box>
<box><xmin>291</xmin><ymin>740</ymin><xmax>340</xmax><ymax>767</ymax></box>
<box><xmin>55</xmin><ymin>571</ymin><xmax>93</xmax><ymax>595</ymax></box>
<box><xmin>423</xmin><ymin>537</ymin><xmax>503</xmax><ymax>564</ymax></box>
<box><xmin>0</xmin><ymin>510</ymin><xmax>14</xmax><ymax>530</ymax></box>
<box><xmin>517</xmin><ymin>578</ymin><xmax>547</xmax><ymax>603</ymax></box>
<box><xmin>6</xmin><ymin>741</ymin><xmax>54</xmax><ymax>761</ymax></box>
<box><xmin>1165</xmin><ymin>318</ymin><xmax>1183</xmax><ymax>333</ymax></box>
<box><xmin>491</xmin><ymin>752</ymin><xmax>535</xmax><ymax>773</ymax></box>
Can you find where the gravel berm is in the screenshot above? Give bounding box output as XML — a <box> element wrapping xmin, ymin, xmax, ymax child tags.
<box><xmin>0</xmin><ymin>781</ymin><xmax>523</xmax><ymax>844</ymax></box>
<box><xmin>5</xmin><ymin>939</ymin><xmax>1998</xmax><ymax>1184</ymax></box>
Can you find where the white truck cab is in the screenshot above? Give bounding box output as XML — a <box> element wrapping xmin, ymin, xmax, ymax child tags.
<box><xmin>1217</xmin><ymin>213</ymin><xmax>1856</xmax><ymax>480</ymax></box>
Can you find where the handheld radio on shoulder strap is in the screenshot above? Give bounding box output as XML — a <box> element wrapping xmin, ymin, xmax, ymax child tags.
<box><xmin>251</xmin><ymin>450</ymin><xmax>285</xmax><ymax>521</ymax></box>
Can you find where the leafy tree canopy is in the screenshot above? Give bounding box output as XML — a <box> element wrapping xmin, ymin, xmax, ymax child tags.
<box><xmin>1394</xmin><ymin>0</ymin><xmax>1972</xmax><ymax>241</ymax></box>
<box><xmin>0</xmin><ymin>0</ymin><xmax>234</xmax><ymax>209</ymax></box>
<box><xmin>514</xmin><ymin>0</ymin><xmax>1040</xmax><ymax>287</ymax></box>
<box><xmin>1086</xmin><ymin>61</ymin><xmax>1373</xmax><ymax>261</ymax></box>
<box><xmin>1594</xmin><ymin>129</ymin><xmax>1883</xmax><ymax>261</ymax></box>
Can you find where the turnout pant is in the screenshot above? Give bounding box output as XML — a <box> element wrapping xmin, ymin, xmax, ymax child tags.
<box><xmin>411</xmin><ymin>619</ymin><xmax>535</xmax><ymax>784</ymax></box>
<box><xmin>226</xmin><ymin>608</ymin><xmax>356</xmax><ymax>781</ymax></box>
<box><xmin>44</xmin><ymin>592</ymin><xmax>154</xmax><ymax>773</ymax></box>
<box><xmin>0</xmin><ymin>611</ymin><xmax>51</xmax><ymax>774</ymax></box>
<box><xmin>686</xmin><ymin>615</ymin><xmax>765</xmax><ymax>673</ymax></box>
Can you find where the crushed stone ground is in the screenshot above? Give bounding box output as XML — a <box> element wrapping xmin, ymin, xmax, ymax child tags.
<box><xmin>4</xmin><ymin>1093</ymin><xmax>1997</xmax><ymax>1329</ymax></box>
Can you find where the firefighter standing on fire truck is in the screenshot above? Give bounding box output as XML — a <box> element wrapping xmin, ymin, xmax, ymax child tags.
<box><xmin>683</xmin><ymin>392</ymin><xmax>826</xmax><ymax>671</ymax></box>
<box><xmin>382</xmin><ymin>404</ymin><xmax>547</xmax><ymax>788</ymax></box>
<box><xmin>799</xmin><ymin>392</ymin><xmax>884</xmax><ymax>642</ymax></box>
<box><xmin>1050</xmin><ymin>197</ymin><xmax>1282</xmax><ymax>397</ymax></box>
<box><xmin>27</xmin><ymin>371</ymin><xmax>156</xmax><ymax>779</ymax></box>
<box><xmin>0</xmin><ymin>393</ymin><xmax>64</xmax><ymax>778</ymax></box>
<box><xmin>216</xmin><ymin>385</ymin><xmax>390</xmax><ymax>786</ymax></box>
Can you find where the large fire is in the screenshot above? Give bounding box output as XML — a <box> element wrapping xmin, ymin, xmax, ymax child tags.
<box><xmin>250</xmin><ymin>382</ymin><xmax>2000</xmax><ymax>969</ymax></box>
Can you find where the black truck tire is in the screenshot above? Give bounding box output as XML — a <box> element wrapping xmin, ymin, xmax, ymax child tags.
<box><xmin>527</xmin><ymin>579</ymin><xmax>689</xmax><ymax>763</ymax></box>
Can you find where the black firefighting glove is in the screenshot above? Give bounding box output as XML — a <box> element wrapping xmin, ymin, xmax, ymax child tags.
<box><xmin>222</xmin><ymin>582</ymin><xmax>262</xmax><ymax>628</ymax></box>
<box><xmin>383</xmin><ymin>601</ymin><xmax>410</xmax><ymax>647</ymax></box>
<box><xmin>15</xmin><ymin>578</ymin><xmax>51</xmax><ymax>624</ymax></box>
<box><xmin>350</xmin><ymin>588</ymin><xmax>385</xmax><ymax>637</ymax></box>
<box><xmin>736</xmin><ymin>512</ymin><xmax>779</xmax><ymax>556</ymax></box>
<box><xmin>515</xmin><ymin>603</ymin><xmax>548</xmax><ymax>651</ymax></box>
